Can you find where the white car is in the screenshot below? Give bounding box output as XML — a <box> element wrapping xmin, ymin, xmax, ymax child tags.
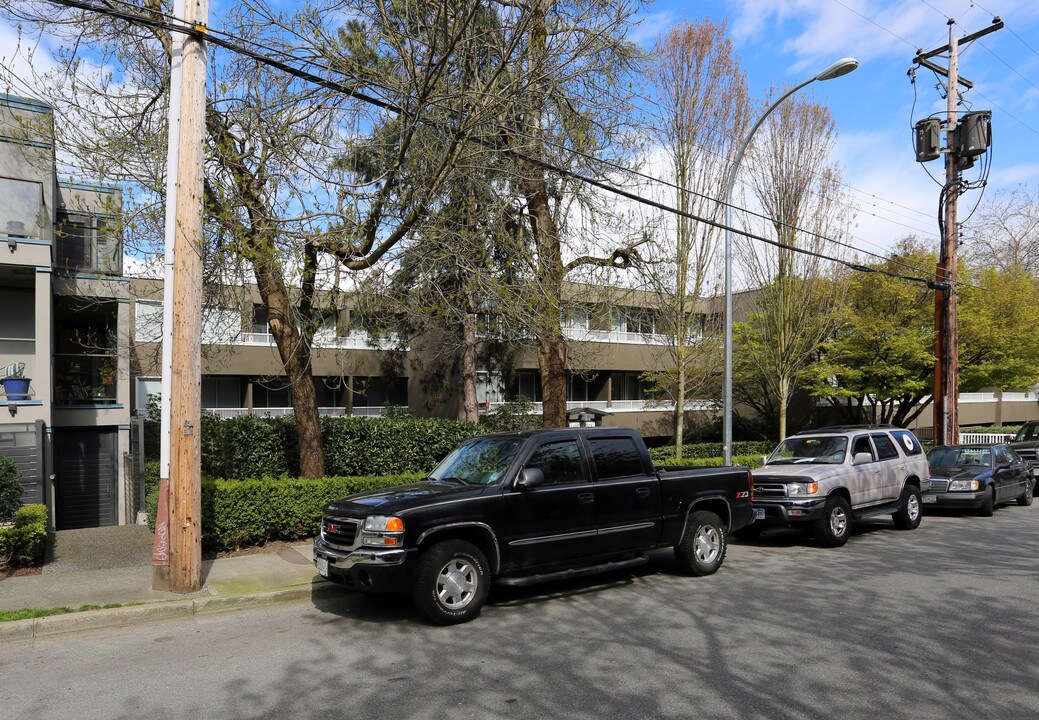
<box><xmin>744</xmin><ymin>425</ymin><xmax>930</xmax><ymax>547</ymax></box>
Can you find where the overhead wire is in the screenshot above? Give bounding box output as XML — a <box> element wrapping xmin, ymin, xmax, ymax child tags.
<box><xmin>40</xmin><ymin>0</ymin><xmax>960</xmax><ymax>289</ymax></box>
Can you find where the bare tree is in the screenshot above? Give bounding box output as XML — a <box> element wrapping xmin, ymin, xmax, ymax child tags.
<box><xmin>642</xmin><ymin>19</ymin><xmax>748</xmax><ymax>457</ymax></box>
<box><xmin>961</xmin><ymin>184</ymin><xmax>1039</xmax><ymax>274</ymax></box>
<box><xmin>735</xmin><ymin>91</ymin><xmax>851</xmax><ymax>440</ymax></box>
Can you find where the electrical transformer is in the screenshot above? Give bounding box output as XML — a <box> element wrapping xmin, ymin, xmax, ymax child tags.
<box><xmin>914</xmin><ymin>118</ymin><xmax>941</xmax><ymax>162</ymax></box>
<box><xmin>955</xmin><ymin>110</ymin><xmax>992</xmax><ymax>158</ymax></box>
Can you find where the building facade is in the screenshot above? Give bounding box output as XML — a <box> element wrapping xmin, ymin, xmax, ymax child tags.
<box><xmin>1</xmin><ymin>93</ymin><xmax>133</xmax><ymax>530</ymax></box>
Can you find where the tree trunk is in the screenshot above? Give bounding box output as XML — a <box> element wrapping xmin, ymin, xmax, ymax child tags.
<box><xmin>674</xmin><ymin>350</ymin><xmax>686</xmax><ymax>458</ymax></box>
<box><xmin>778</xmin><ymin>376</ymin><xmax>791</xmax><ymax>441</ymax></box>
<box><xmin>538</xmin><ymin>331</ymin><xmax>568</xmax><ymax>428</ymax></box>
<box><xmin>253</xmin><ymin>254</ymin><xmax>325</xmax><ymax>478</ymax></box>
<box><xmin>460</xmin><ymin>311</ymin><xmax>479</xmax><ymax>423</ymax></box>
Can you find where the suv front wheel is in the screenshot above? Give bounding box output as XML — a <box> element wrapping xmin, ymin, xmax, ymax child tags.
<box><xmin>814</xmin><ymin>496</ymin><xmax>852</xmax><ymax>547</ymax></box>
<box><xmin>892</xmin><ymin>484</ymin><xmax>923</xmax><ymax>530</ymax></box>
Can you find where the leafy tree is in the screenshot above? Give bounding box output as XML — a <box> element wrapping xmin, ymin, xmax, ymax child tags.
<box><xmin>735</xmin><ymin>91</ymin><xmax>852</xmax><ymax>439</ymax></box>
<box><xmin>806</xmin><ymin>238</ymin><xmax>936</xmax><ymax>427</ymax></box>
<box><xmin>1</xmin><ymin>0</ymin><xmax>526</xmax><ymax>476</ymax></box>
<box><xmin>641</xmin><ymin>19</ymin><xmax>748</xmax><ymax>457</ymax></box>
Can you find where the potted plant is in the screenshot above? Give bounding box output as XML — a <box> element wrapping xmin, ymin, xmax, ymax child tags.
<box><xmin>0</xmin><ymin>363</ymin><xmax>31</xmax><ymax>401</ymax></box>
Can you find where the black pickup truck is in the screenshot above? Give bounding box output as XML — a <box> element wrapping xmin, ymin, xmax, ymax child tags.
<box><xmin>314</xmin><ymin>427</ymin><xmax>754</xmax><ymax>624</ymax></box>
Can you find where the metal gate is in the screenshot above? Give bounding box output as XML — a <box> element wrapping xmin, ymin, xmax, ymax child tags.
<box><xmin>53</xmin><ymin>428</ymin><xmax>118</xmax><ymax>529</ymax></box>
<box><xmin>0</xmin><ymin>420</ymin><xmax>45</xmax><ymax>505</ymax></box>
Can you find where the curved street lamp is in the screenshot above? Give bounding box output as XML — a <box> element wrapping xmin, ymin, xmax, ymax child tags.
<box><xmin>722</xmin><ymin>58</ymin><xmax>859</xmax><ymax>465</ymax></box>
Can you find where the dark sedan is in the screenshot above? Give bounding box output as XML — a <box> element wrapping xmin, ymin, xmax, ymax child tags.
<box><xmin>924</xmin><ymin>444</ymin><xmax>1034</xmax><ymax>516</ymax></box>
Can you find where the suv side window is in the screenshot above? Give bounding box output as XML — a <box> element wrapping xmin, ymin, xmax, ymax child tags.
<box><xmin>588</xmin><ymin>437</ymin><xmax>645</xmax><ymax>480</ymax></box>
<box><xmin>524</xmin><ymin>439</ymin><xmax>585</xmax><ymax>485</ymax></box>
<box><xmin>889</xmin><ymin>430</ymin><xmax>923</xmax><ymax>456</ymax></box>
<box><xmin>852</xmin><ymin>435</ymin><xmax>875</xmax><ymax>462</ymax></box>
<box><xmin>871</xmin><ymin>433</ymin><xmax>899</xmax><ymax>460</ymax></box>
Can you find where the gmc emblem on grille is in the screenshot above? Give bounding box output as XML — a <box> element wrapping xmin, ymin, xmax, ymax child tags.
<box><xmin>326</xmin><ymin>522</ymin><xmax>340</xmax><ymax>534</ymax></box>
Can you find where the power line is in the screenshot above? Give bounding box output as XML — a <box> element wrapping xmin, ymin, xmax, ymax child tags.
<box><xmin>40</xmin><ymin>0</ymin><xmax>953</xmax><ymax>289</ymax></box>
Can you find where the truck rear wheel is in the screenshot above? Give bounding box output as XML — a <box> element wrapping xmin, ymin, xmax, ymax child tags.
<box><xmin>813</xmin><ymin>496</ymin><xmax>851</xmax><ymax>547</ymax></box>
<box><xmin>411</xmin><ymin>540</ymin><xmax>489</xmax><ymax>625</ymax></box>
<box><xmin>674</xmin><ymin>510</ymin><xmax>726</xmax><ymax>576</ymax></box>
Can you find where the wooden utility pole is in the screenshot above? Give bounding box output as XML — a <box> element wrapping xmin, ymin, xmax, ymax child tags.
<box><xmin>914</xmin><ymin>17</ymin><xmax>1002</xmax><ymax>447</ymax></box>
<box><xmin>155</xmin><ymin>0</ymin><xmax>208</xmax><ymax>593</ymax></box>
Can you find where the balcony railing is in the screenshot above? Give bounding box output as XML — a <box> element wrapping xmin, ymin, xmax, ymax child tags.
<box><xmin>203</xmin><ymin>406</ymin><xmax>406</xmax><ymax>419</ymax></box>
<box><xmin>563</xmin><ymin>328</ymin><xmax>674</xmax><ymax>346</ymax></box>
<box><xmin>479</xmin><ymin>399</ymin><xmax>716</xmax><ymax>414</ymax></box>
<box><xmin>234</xmin><ymin>331</ymin><xmax>401</xmax><ymax>351</ymax></box>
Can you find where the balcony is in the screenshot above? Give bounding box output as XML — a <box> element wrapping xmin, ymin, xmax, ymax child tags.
<box><xmin>203</xmin><ymin>406</ymin><xmax>406</xmax><ymax>419</ymax></box>
<box><xmin>54</xmin><ymin>354</ymin><xmax>118</xmax><ymax>405</ymax></box>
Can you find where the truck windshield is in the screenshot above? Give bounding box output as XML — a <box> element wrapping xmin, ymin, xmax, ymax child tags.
<box><xmin>428</xmin><ymin>437</ymin><xmax>524</xmax><ymax>486</ymax></box>
<box><xmin>768</xmin><ymin>436</ymin><xmax>848</xmax><ymax>465</ymax></box>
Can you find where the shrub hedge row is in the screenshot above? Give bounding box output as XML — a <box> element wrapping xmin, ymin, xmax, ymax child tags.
<box><xmin>0</xmin><ymin>504</ymin><xmax>47</xmax><ymax>568</ymax></box>
<box><xmin>145</xmin><ymin>463</ymin><xmax>421</xmax><ymax>549</ymax></box>
<box><xmin>655</xmin><ymin>454</ymin><xmax>765</xmax><ymax>469</ymax></box>
<box><xmin>194</xmin><ymin>415</ymin><xmax>482</xmax><ymax>479</ymax></box>
<box><xmin>648</xmin><ymin>441</ymin><xmax>775</xmax><ymax>462</ymax></box>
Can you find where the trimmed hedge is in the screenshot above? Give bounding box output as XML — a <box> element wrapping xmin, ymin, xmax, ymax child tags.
<box><xmin>0</xmin><ymin>504</ymin><xmax>47</xmax><ymax>568</ymax></box>
<box><xmin>146</xmin><ymin>469</ymin><xmax>421</xmax><ymax>549</ymax></box>
<box><xmin>185</xmin><ymin>415</ymin><xmax>483</xmax><ymax>479</ymax></box>
<box><xmin>648</xmin><ymin>441</ymin><xmax>775</xmax><ymax>462</ymax></box>
<box><xmin>655</xmin><ymin>454</ymin><xmax>765</xmax><ymax>469</ymax></box>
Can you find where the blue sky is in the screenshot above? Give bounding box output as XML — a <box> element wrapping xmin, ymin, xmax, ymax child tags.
<box><xmin>633</xmin><ymin>0</ymin><xmax>1039</xmax><ymax>258</ymax></box>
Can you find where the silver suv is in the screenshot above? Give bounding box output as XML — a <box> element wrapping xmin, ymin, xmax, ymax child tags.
<box><xmin>745</xmin><ymin>425</ymin><xmax>930</xmax><ymax>547</ymax></box>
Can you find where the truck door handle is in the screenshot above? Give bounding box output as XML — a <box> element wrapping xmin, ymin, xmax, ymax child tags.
<box><xmin>578</xmin><ymin>493</ymin><xmax>595</xmax><ymax>505</ymax></box>
<box><xmin>635</xmin><ymin>487</ymin><xmax>651</xmax><ymax>499</ymax></box>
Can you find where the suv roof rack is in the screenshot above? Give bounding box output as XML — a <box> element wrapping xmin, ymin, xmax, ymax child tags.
<box><xmin>796</xmin><ymin>424</ymin><xmax>902</xmax><ymax>434</ymax></box>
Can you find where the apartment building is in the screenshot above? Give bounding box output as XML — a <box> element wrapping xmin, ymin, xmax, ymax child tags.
<box><xmin>0</xmin><ymin>93</ymin><xmax>132</xmax><ymax>530</ymax></box>
<box><xmin>129</xmin><ymin>278</ymin><xmax>735</xmax><ymax>438</ymax></box>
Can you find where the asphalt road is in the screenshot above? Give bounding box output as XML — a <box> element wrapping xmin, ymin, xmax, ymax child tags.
<box><xmin>3</xmin><ymin>502</ymin><xmax>1037</xmax><ymax>720</ymax></box>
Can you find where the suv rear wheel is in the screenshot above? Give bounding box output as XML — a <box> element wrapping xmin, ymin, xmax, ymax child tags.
<box><xmin>892</xmin><ymin>484</ymin><xmax>923</xmax><ymax>530</ymax></box>
<box><xmin>814</xmin><ymin>496</ymin><xmax>852</xmax><ymax>547</ymax></box>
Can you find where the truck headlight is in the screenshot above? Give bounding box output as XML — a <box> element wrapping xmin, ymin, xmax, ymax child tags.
<box><xmin>787</xmin><ymin>482</ymin><xmax>819</xmax><ymax>496</ymax></box>
<box><xmin>948</xmin><ymin>479</ymin><xmax>979</xmax><ymax>491</ymax></box>
<box><xmin>361</xmin><ymin>515</ymin><xmax>404</xmax><ymax>546</ymax></box>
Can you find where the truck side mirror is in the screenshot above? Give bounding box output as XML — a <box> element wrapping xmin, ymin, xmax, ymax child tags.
<box><xmin>759</xmin><ymin>455</ymin><xmax>769</xmax><ymax>466</ymax></box>
<box><xmin>852</xmin><ymin>452</ymin><xmax>872</xmax><ymax>465</ymax></box>
<box><xmin>515</xmin><ymin>467</ymin><xmax>546</xmax><ymax>491</ymax></box>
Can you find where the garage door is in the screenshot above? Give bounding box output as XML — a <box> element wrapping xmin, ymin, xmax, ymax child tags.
<box><xmin>54</xmin><ymin>429</ymin><xmax>118</xmax><ymax>529</ymax></box>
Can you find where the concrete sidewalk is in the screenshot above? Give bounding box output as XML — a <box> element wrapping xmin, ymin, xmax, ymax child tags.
<box><xmin>0</xmin><ymin>537</ymin><xmax>335</xmax><ymax>642</ymax></box>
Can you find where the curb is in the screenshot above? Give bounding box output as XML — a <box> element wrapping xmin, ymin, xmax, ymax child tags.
<box><xmin>0</xmin><ymin>582</ymin><xmax>342</xmax><ymax>642</ymax></box>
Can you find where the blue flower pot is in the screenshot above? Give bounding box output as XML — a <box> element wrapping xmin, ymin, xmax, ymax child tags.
<box><xmin>2</xmin><ymin>377</ymin><xmax>31</xmax><ymax>401</ymax></box>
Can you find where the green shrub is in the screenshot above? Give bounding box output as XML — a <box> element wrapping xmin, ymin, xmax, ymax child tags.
<box><xmin>321</xmin><ymin>417</ymin><xmax>480</xmax><ymax>477</ymax></box>
<box><xmin>0</xmin><ymin>504</ymin><xmax>47</xmax><ymax>567</ymax></box>
<box><xmin>0</xmin><ymin>455</ymin><xmax>22</xmax><ymax>523</ymax></box>
<box><xmin>146</xmin><ymin>471</ymin><xmax>421</xmax><ymax>549</ymax></box>
<box><xmin>654</xmin><ymin>454</ymin><xmax>765</xmax><ymax>469</ymax></box>
<box><xmin>648</xmin><ymin>441</ymin><xmax>775</xmax><ymax>462</ymax></box>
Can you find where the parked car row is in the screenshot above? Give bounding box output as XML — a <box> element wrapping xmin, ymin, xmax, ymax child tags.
<box><xmin>747</xmin><ymin>426</ymin><xmax>1035</xmax><ymax>544</ymax></box>
<box><xmin>313</xmin><ymin>424</ymin><xmax>1035</xmax><ymax>625</ymax></box>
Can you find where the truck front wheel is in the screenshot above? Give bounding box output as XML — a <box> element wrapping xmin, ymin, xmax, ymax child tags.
<box><xmin>411</xmin><ymin>540</ymin><xmax>490</xmax><ymax>625</ymax></box>
<box><xmin>675</xmin><ymin>510</ymin><xmax>727</xmax><ymax>576</ymax></box>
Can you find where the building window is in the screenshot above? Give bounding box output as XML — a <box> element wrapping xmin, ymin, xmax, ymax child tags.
<box><xmin>55</xmin><ymin>213</ymin><xmax>121</xmax><ymax>274</ymax></box>
<box><xmin>352</xmin><ymin>376</ymin><xmax>408</xmax><ymax>407</ymax></box>
<box><xmin>0</xmin><ymin>178</ymin><xmax>43</xmax><ymax>239</ymax></box>
<box><xmin>251</xmin><ymin>304</ymin><xmax>269</xmax><ymax>334</ymax></box>
<box><xmin>562</xmin><ymin>306</ymin><xmax>589</xmax><ymax>331</ymax></box>
<box><xmin>201</xmin><ymin>377</ymin><xmax>242</xmax><ymax>409</ymax></box>
<box><xmin>477</xmin><ymin>371</ymin><xmax>504</xmax><ymax>405</ymax></box>
<box><xmin>515</xmin><ymin>371</ymin><xmax>541</xmax><ymax>402</ymax></box>
<box><xmin>201</xmin><ymin>306</ymin><xmax>242</xmax><ymax>344</ymax></box>
<box><xmin>135</xmin><ymin>300</ymin><xmax>163</xmax><ymax>343</ymax></box>
<box><xmin>611</xmin><ymin>372</ymin><xmax>650</xmax><ymax>401</ymax></box>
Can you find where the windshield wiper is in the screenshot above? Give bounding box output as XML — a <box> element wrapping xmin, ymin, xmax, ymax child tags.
<box><xmin>436</xmin><ymin>476</ymin><xmax>470</xmax><ymax>486</ymax></box>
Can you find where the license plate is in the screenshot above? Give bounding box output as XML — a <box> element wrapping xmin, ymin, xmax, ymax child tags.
<box><xmin>754</xmin><ymin>508</ymin><xmax>766</xmax><ymax>520</ymax></box>
<box><xmin>922</xmin><ymin>494</ymin><xmax>937</xmax><ymax>504</ymax></box>
<box><xmin>315</xmin><ymin>557</ymin><xmax>329</xmax><ymax>577</ymax></box>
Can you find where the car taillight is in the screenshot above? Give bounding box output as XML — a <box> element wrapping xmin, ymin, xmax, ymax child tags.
<box><xmin>749</xmin><ymin>471</ymin><xmax>754</xmax><ymax>501</ymax></box>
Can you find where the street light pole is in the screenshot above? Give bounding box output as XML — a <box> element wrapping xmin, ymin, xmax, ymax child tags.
<box><xmin>722</xmin><ymin>58</ymin><xmax>858</xmax><ymax>465</ymax></box>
